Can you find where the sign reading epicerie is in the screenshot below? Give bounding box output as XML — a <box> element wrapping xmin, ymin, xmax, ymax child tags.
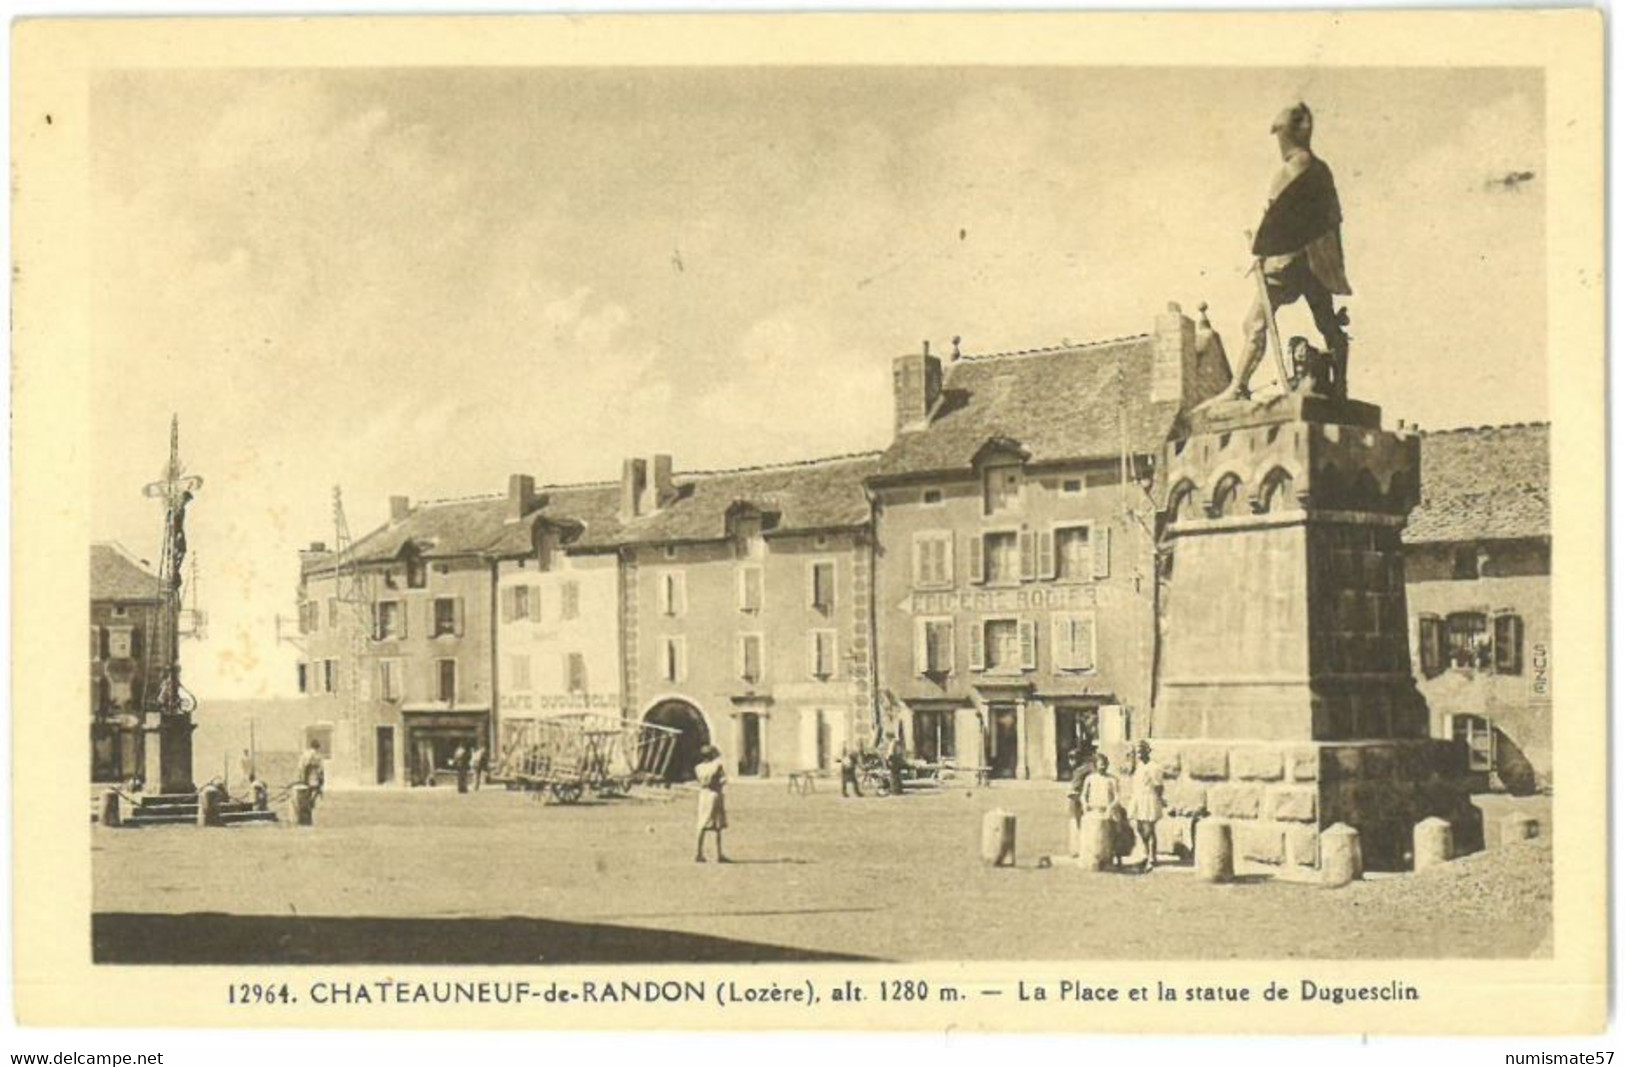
<box><xmin>904</xmin><ymin>585</ymin><xmax>1098</xmax><ymax>615</ymax></box>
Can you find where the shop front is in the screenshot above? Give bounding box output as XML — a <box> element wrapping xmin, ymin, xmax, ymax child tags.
<box><xmin>402</xmin><ymin>708</ymin><xmax>491</xmax><ymax>787</ymax></box>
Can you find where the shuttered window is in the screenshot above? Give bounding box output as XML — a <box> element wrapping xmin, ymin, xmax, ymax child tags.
<box><xmin>915</xmin><ymin>618</ymin><xmax>955</xmax><ymax>675</ymax></box>
<box><xmin>738</xmin><ymin>634</ymin><xmax>764</xmax><ymax>684</ymax></box>
<box><xmin>1052</xmin><ymin>613</ymin><xmax>1097</xmax><ymax>671</ymax></box>
<box><xmin>1056</xmin><ymin>525</ymin><xmax>1093</xmax><ymax>581</ymax></box>
<box><xmin>1494</xmin><ymin>613</ymin><xmax>1524</xmax><ymax>675</ymax></box>
<box><xmin>659</xmin><ymin>572</ymin><xmax>686</xmax><ymax>617</ymax></box>
<box><xmin>1418</xmin><ymin>614</ymin><xmax>1444</xmax><ymax>677</ymax></box>
<box><xmin>566</xmin><ymin>652</ymin><xmax>587</xmax><ymax>694</ymax></box>
<box><xmin>809</xmin><ymin>561</ymin><xmax>836</xmax><ymax>614</ymax></box>
<box><xmin>809</xmin><ymin>630</ymin><xmax>837</xmax><ymax>679</ymax></box>
<box><xmin>738</xmin><ymin>566</ymin><xmax>764</xmax><ymax>613</ymax></box>
<box><xmin>560</xmin><ymin>581</ymin><xmax>579</xmax><ymax>621</ymax></box>
<box><xmin>913</xmin><ymin>534</ymin><xmax>953</xmax><ymax>587</ymax></box>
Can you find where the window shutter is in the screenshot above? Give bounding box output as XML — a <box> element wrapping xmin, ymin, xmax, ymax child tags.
<box><xmin>1039</xmin><ymin>530</ymin><xmax>1056</xmax><ymax>580</ymax></box>
<box><xmin>1092</xmin><ymin>525</ymin><xmax>1112</xmax><ymax>579</ymax></box>
<box><xmin>737</xmin><ymin>570</ymin><xmax>748</xmax><ymax>611</ymax></box>
<box><xmin>914</xmin><ymin>620</ymin><xmax>928</xmax><ymax>675</ymax></box>
<box><xmin>969</xmin><ymin>622</ymin><xmax>985</xmax><ymax>671</ymax></box>
<box><xmin>504</xmin><ymin>587</ymin><xmax>516</xmax><ymax>624</ymax></box>
<box><xmin>676</xmin><ymin>638</ymin><xmax>687</xmax><ymax>682</ymax></box>
<box><xmin>530</xmin><ymin>585</ymin><xmax>543</xmax><ymax>622</ymax></box>
<box><xmin>1076</xmin><ymin>614</ymin><xmax>1096</xmax><ymax>671</ymax></box>
<box><xmin>1051</xmin><ymin>616</ymin><xmax>1072</xmax><ymax>671</ymax></box>
<box><xmin>912</xmin><ymin>541</ymin><xmax>925</xmax><ymax>586</ymax></box>
<box><xmin>129</xmin><ymin>627</ymin><xmax>142</xmax><ymax>660</ymax></box>
<box><xmin>1495</xmin><ymin>614</ymin><xmax>1524</xmax><ymax>675</ymax></box>
<box><xmin>561</xmin><ymin>582</ymin><xmax>576</xmax><ymax>620</ymax></box>
<box><xmin>1019</xmin><ymin>531</ymin><xmax>1036</xmax><ymax>581</ymax></box>
<box><xmin>968</xmin><ymin>534</ymin><xmax>985</xmax><ymax>584</ymax></box>
<box><xmin>1019</xmin><ymin>619</ymin><xmax>1037</xmax><ymax>670</ymax></box>
<box><xmin>823</xmin><ymin>632</ymin><xmax>837</xmax><ymax>678</ymax></box>
<box><xmin>1418</xmin><ymin>615</ymin><xmax>1441</xmax><ymax>677</ymax></box>
<box><xmin>454</xmin><ymin>597</ymin><xmax>465</xmax><ymax>637</ymax></box>
<box><xmin>674</xmin><ymin>574</ymin><xmax>687</xmax><ymax>616</ymax></box>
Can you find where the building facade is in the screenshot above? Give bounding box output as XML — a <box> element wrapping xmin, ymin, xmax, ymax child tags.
<box><xmin>869</xmin><ymin>305</ymin><xmax>1232</xmax><ymax>780</ymax></box>
<box><xmin>606</xmin><ymin>453</ymin><xmax>880</xmax><ymax>781</ymax></box>
<box><xmin>90</xmin><ymin>543</ymin><xmax>169</xmax><ymax>783</ymax></box>
<box><xmin>1404</xmin><ymin>423</ymin><xmax>1551</xmax><ymax>792</ymax></box>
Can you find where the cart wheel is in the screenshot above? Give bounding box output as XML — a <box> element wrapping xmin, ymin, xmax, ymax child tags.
<box><xmin>873</xmin><ymin>776</ymin><xmax>892</xmax><ymax>797</ymax></box>
<box><xmin>552</xmin><ymin>783</ymin><xmax>584</xmax><ymax>804</ymax></box>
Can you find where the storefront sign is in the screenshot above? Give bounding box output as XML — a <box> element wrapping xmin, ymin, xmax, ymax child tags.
<box><xmin>1529</xmin><ymin>641</ymin><xmax>1551</xmax><ymax>702</ymax></box>
<box><xmin>499</xmin><ymin>692</ymin><xmax>620</xmax><ymax>713</ymax></box>
<box><xmin>902</xmin><ymin>585</ymin><xmax>1097</xmax><ymax>616</ymax></box>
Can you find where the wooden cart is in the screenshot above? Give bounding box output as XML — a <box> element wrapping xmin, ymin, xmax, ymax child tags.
<box><xmin>498</xmin><ymin>713</ymin><xmax>680</xmax><ymax>803</ymax></box>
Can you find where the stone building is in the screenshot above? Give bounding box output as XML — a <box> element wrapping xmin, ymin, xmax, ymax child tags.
<box><xmin>594</xmin><ymin>453</ymin><xmax>882</xmax><ymax>781</ymax></box>
<box><xmin>296</xmin><ymin>493</ymin><xmax>499</xmax><ymax>787</ymax></box>
<box><xmin>90</xmin><ymin>542</ymin><xmax>168</xmax><ymax>783</ymax></box>
<box><xmin>1404</xmin><ymin>423</ymin><xmax>1551</xmax><ymax>793</ymax></box>
<box><xmin>868</xmin><ymin>305</ymin><xmax>1232</xmax><ymax>780</ymax></box>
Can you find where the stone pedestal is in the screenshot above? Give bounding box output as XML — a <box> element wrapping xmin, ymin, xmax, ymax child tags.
<box><xmin>98</xmin><ymin>788</ymin><xmax>121</xmax><ymax>828</ymax></box>
<box><xmin>1413</xmin><ymin>816</ymin><xmax>1453</xmax><ymax>871</ymax></box>
<box><xmin>981</xmin><ymin>810</ymin><xmax>1016</xmax><ymax>867</ymax></box>
<box><xmin>197</xmin><ymin>784</ymin><xmax>223</xmax><ymax>827</ymax></box>
<box><xmin>1195</xmin><ymin>818</ymin><xmax>1234</xmax><ymax>883</ymax></box>
<box><xmin>1078</xmin><ymin>813</ymin><xmax>1114</xmax><ymax>872</ymax></box>
<box><xmin>1154</xmin><ymin>390</ymin><xmax>1484</xmax><ymax>873</ymax></box>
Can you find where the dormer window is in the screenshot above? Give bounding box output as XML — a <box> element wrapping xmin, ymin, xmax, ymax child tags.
<box><xmin>983</xmin><ymin>464</ymin><xmax>1023</xmax><ymax>516</ymax></box>
<box><xmin>405</xmin><ymin>554</ymin><xmax>427</xmax><ymax>589</ymax></box>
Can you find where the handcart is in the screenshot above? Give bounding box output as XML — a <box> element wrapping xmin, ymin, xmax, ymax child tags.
<box><xmin>498</xmin><ymin>713</ymin><xmax>679</xmax><ymax>804</ymax></box>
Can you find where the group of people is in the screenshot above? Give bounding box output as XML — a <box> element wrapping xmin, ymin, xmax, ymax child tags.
<box><xmin>836</xmin><ymin>736</ymin><xmax>908</xmax><ymax>798</ymax></box>
<box><xmin>1066</xmin><ymin>738</ymin><xmax>1166</xmax><ymax>872</ymax></box>
<box><xmin>419</xmin><ymin>743</ymin><xmax>490</xmax><ymax>792</ymax></box>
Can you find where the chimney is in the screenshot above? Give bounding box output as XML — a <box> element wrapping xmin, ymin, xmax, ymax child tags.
<box><xmin>892</xmin><ymin>340</ymin><xmax>943</xmax><ymax>434</ymax></box>
<box><xmin>642</xmin><ymin>454</ymin><xmax>674</xmax><ymax>515</ymax></box>
<box><xmin>1150</xmin><ymin>302</ymin><xmax>1199</xmax><ymax>407</ymax></box>
<box><xmin>508</xmin><ymin>474</ymin><xmax>538</xmax><ymax>520</ymax></box>
<box><xmin>307</xmin><ymin>541</ymin><xmax>328</xmax><ymax>553</ymax></box>
<box><xmin>620</xmin><ymin>458</ymin><xmax>648</xmax><ymax>521</ymax></box>
<box><xmin>389</xmin><ymin>495</ymin><xmax>411</xmax><ymax>523</ymax></box>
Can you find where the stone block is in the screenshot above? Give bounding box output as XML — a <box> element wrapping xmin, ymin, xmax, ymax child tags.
<box><xmin>1413</xmin><ymin>817</ymin><xmax>1452</xmax><ymax>872</ymax></box>
<box><xmin>1289</xmin><ymin>748</ymin><xmax>1320</xmax><ymax>782</ymax></box>
<box><xmin>1195</xmin><ymin>819</ymin><xmax>1234</xmax><ymax>883</ymax></box>
<box><xmin>981</xmin><ymin>810</ymin><xmax>1017</xmax><ymax>867</ymax></box>
<box><xmin>1164</xmin><ymin>778</ymin><xmax>1209</xmax><ymax>817</ymax></box>
<box><xmin>1231</xmin><ymin>746</ymin><xmax>1284</xmax><ymax>781</ymax></box>
<box><xmin>1285</xmin><ymin>823</ymin><xmax>1319</xmax><ymax>867</ymax></box>
<box><xmin>1209</xmin><ymin>782</ymin><xmax>1262</xmax><ymax>820</ymax></box>
<box><xmin>1270</xmin><ymin>785</ymin><xmax>1318</xmax><ymax>823</ymax></box>
<box><xmin>1185</xmin><ymin>745</ymin><xmax>1229</xmax><ymax>780</ymax></box>
<box><xmin>1236</xmin><ymin>822</ymin><xmax>1285</xmax><ymax>865</ymax></box>
<box><xmin>1320</xmin><ymin>823</ymin><xmax>1363</xmax><ymax>887</ymax></box>
<box><xmin>1363</xmin><ymin>745</ymin><xmax>1396</xmax><ymax>780</ymax></box>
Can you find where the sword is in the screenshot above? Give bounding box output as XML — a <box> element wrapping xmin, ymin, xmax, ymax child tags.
<box><xmin>1244</xmin><ymin>229</ymin><xmax>1292</xmax><ymax>392</ymax></box>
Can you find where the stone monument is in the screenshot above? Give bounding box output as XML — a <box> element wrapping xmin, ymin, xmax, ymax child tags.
<box><xmin>1150</xmin><ymin>358</ymin><xmax>1485</xmax><ymax>873</ymax></box>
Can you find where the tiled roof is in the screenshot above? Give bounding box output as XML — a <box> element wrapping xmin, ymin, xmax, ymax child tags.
<box><xmin>872</xmin><ymin>336</ymin><xmax>1184</xmax><ymax>479</ymax></box>
<box><xmin>91</xmin><ymin>542</ymin><xmax>164</xmax><ymax>601</ymax></box>
<box><xmin>312</xmin><ymin>453</ymin><xmax>881</xmax><ymax>572</ymax></box>
<box><xmin>1405</xmin><ymin>422</ymin><xmax>1549</xmax><ymax>544</ymax></box>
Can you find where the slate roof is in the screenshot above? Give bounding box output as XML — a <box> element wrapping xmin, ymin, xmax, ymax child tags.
<box><xmin>872</xmin><ymin>336</ymin><xmax>1184</xmax><ymax>480</ymax></box>
<box><xmin>1405</xmin><ymin>422</ymin><xmax>1549</xmax><ymax>544</ymax></box>
<box><xmin>90</xmin><ymin>542</ymin><xmax>165</xmax><ymax>602</ymax></box>
<box><xmin>309</xmin><ymin>453</ymin><xmax>882</xmax><ymax>573</ymax></box>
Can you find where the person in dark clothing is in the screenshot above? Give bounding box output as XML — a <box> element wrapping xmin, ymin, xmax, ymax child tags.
<box><xmin>886</xmin><ymin>736</ymin><xmax>906</xmax><ymax>797</ymax></box>
<box><xmin>452</xmin><ymin>744</ymin><xmax>471</xmax><ymax>794</ymax></box>
<box><xmin>839</xmin><ymin>745</ymin><xmax>864</xmax><ymax>798</ymax></box>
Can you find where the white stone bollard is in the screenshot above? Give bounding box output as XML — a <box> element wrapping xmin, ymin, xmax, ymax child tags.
<box><xmin>1195</xmin><ymin>818</ymin><xmax>1234</xmax><ymax>883</ymax></box>
<box><xmin>1321</xmin><ymin>822</ymin><xmax>1363</xmax><ymax>887</ymax></box>
<box><xmin>1067</xmin><ymin>813</ymin><xmax>1080</xmax><ymax>857</ymax></box>
<box><xmin>1078</xmin><ymin>812</ymin><xmax>1114</xmax><ymax>872</ymax></box>
<box><xmin>1500</xmin><ymin>811</ymin><xmax>1540</xmax><ymax>844</ymax></box>
<box><xmin>981</xmin><ymin>809</ymin><xmax>1016</xmax><ymax>867</ymax></box>
<box><xmin>98</xmin><ymin>788</ymin><xmax>121</xmax><ymax>828</ymax></box>
<box><xmin>197</xmin><ymin>784</ymin><xmax>223</xmax><ymax>828</ymax></box>
<box><xmin>290</xmin><ymin>785</ymin><xmax>315</xmax><ymax>827</ymax></box>
<box><xmin>1413</xmin><ymin>816</ymin><xmax>1453</xmax><ymax>871</ymax></box>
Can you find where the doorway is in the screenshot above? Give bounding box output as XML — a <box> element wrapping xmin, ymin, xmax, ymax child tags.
<box><xmin>989</xmin><ymin>704</ymin><xmax>1019</xmax><ymax>779</ymax></box>
<box><xmin>1053</xmin><ymin>705</ymin><xmax>1101</xmax><ymax>780</ymax></box>
<box><xmin>739</xmin><ymin>713</ymin><xmax>763</xmax><ymax>777</ymax></box>
<box><xmin>376</xmin><ymin>725</ymin><xmax>396</xmax><ymax>785</ymax></box>
<box><xmin>643</xmin><ymin>699</ymin><xmax>710</xmax><ymax>782</ymax></box>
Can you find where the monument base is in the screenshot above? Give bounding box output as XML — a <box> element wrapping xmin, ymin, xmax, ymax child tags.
<box><xmin>1116</xmin><ymin>737</ymin><xmax>1486</xmax><ymax>873</ymax></box>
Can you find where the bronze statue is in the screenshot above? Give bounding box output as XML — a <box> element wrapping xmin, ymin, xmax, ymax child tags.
<box><xmin>1231</xmin><ymin>103</ymin><xmax>1352</xmax><ymax>400</ymax></box>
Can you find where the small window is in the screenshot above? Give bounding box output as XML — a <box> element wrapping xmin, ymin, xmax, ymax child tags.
<box><xmin>107</xmin><ymin>628</ymin><xmax>132</xmax><ymax>660</ymax></box>
<box><xmin>1452</xmin><ymin>546</ymin><xmax>1481</xmax><ymax>580</ymax></box>
<box><xmin>814</xmin><ymin>534</ymin><xmax>829</xmax><ymax>548</ymax></box>
<box><xmin>809</xmin><ymin>630</ymin><xmax>837</xmax><ymax>679</ymax></box>
<box><xmin>662</xmin><ymin>637</ymin><xmax>686</xmax><ymax>683</ymax></box>
<box><xmin>433</xmin><ymin>597</ymin><xmax>458</xmax><ymax>637</ymax></box>
<box><xmin>437</xmin><ymin>659</ymin><xmax>458</xmax><ymax>703</ymax></box>
<box><xmin>379</xmin><ymin>659</ymin><xmax>401</xmax><ymax>701</ymax></box>
<box><xmin>983</xmin><ymin>465</ymin><xmax>1023</xmax><ymax>515</ymax></box>
<box><xmin>916</xmin><ymin>618</ymin><xmax>955</xmax><ymax>675</ymax></box>
<box><xmin>328</xmin><ymin>598</ymin><xmax>339</xmax><ymax>628</ymax></box>
<box><xmin>1052</xmin><ymin>613</ymin><xmax>1096</xmax><ymax>671</ymax></box>
<box><xmin>659</xmin><ymin>572</ymin><xmax>686</xmax><ymax>617</ymax></box>
<box><xmin>738</xmin><ymin>566</ymin><xmax>764</xmax><ymax>613</ymax></box>
<box><xmin>1062</xmin><ymin>479</ymin><xmax>1083</xmax><ymax>495</ymax></box>
<box><xmin>406</xmin><ymin>557</ymin><xmax>428</xmax><ymax>589</ymax></box>
<box><xmin>1213</xmin><ymin>474</ymin><xmax>1245</xmax><ymax>518</ymax></box>
<box><xmin>912</xmin><ymin>533</ymin><xmax>953</xmax><ymax>588</ymax></box>
<box><xmin>1494</xmin><ymin>613</ymin><xmax>1524</xmax><ymax>675</ymax></box>
<box><xmin>663</xmin><ymin>545</ymin><xmax>678</xmax><ymax>560</ymax></box>
<box><xmin>560</xmin><ymin>581</ymin><xmax>580</xmax><ymax>621</ymax></box>
<box><xmin>810</xmin><ymin>561</ymin><xmax>836</xmax><ymax>614</ymax></box>
<box><xmin>1055</xmin><ymin>525</ymin><xmax>1093</xmax><ymax>581</ymax></box>
<box><xmin>323</xmin><ymin>660</ymin><xmax>336</xmax><ymax>694</ymax></box>
<box><xmin>737</xmin><ymin>634</ymin><xmax>763</xmax><ymax>684</ymax></box>
<box><xmin>375</xmin><ymin>600</ymin><xmax>405</xmax><ymax>640</ymax></box>
<box><xmin>510</xmin><ymin>585</ymin><xmax>532</xmax><ymax>622</ymax></box>
<box><xmin>983</xmin><ymin>618</ymin><xmax>1029</xmax><ymax>672</ymax></box>
<box><xmin>1418</xmin><ymin>614</ymin><xmax>1445</xmax><ymax>677</ymax></box>
<box><xmin>1450</xmin><ymin>714</ymin><xmax>1496</xmax><ymax>772</ymax></box>
<box><xmin>983</xmin><ymin>531</ymin><xmax>1020</xmax><ymax>585</ymax></box>
<box><xmin>922</xmin><ymin>488</ymin><xmax>945</xmax><ymax>506</ymax></box>
<box><xmin>1445</xmin><ymin>611</ymin><xmax>1491</xmax><ymax>670</ymax></box>
<box><xmin>111</xmin><ymin>605</ymin><xmax>128</xmax><ymax>618</ymax></box>
<box><xmin>296</xmin><ymin>662</ymin><xmax>309</xmax><ymax>694</ymax></box>
<box><xmin>566</xmin><ymin>652</ymin><xmax>587</xmax><ymax>694</ymax></box>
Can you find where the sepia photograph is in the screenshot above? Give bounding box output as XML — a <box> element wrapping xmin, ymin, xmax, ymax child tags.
<box><xmin>11</xmin><ymin>9</ymin><xmax>1606</xmax><ymax>1036</ymax></box>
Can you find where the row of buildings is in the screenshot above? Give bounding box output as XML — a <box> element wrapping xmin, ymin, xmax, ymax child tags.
<box><xmin>286</xmin><ymin>304</ymin><xmax>1552</xmax><ymax>792</ymax></box>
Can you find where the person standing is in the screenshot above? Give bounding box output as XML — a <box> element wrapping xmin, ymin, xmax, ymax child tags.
<box><xmin>452</xmin><ymin>743</ymin><xmax>471</xmax><ymax>794</ymax></box>
<box><xmin>297</xmin><ymin>740</ymin><xmax>326</xmax><ymax>809</ymax></box>
<box><xmin>1082</xmin><ymin>752</ymin><xmax>1124</xmax><ymax>869</ymax></box>
<box><xmin>839</xmin><ymin>744</ymin><xmax>864</xmax><ymax>798</ymax></box>
<box><xmin>693</xmin><ymin>744</ymin><xmax>730</xmax><ymax>863</ymax></box>
<box><xmin>1129</xmin><ymin>740</ymin><xmax>1166</xmax><ymax>872</ymax></box>
<box><xmin>471</xmin><ymin>744</ymin><xmax>489</xmax><ymax>791</ymax></box>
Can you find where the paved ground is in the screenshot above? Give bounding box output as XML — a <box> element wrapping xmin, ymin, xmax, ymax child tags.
<box><xmin>92</xmin><ymin>781</ymin><xmax>1552</xmax><ymax>964</ymax></box>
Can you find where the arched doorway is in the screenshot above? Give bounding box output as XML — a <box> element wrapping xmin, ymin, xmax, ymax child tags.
<box><xmin>644</xmin><ymin>699</ymin><xmax>710</xmax><ymax>782</ymax></box>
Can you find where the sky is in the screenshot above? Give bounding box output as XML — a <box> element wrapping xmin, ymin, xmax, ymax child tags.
<box><xmin>88</xmin><ymin>65</ymin><xmax>1546</xmax><ymax>700</ymax></box>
